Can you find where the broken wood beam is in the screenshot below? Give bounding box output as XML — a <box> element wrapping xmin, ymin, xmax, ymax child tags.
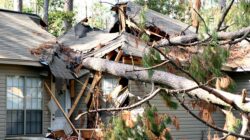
<box><xmin>118</xmin><ymin>5</ymin><xmax>126</xmax><ymax>32</ymax></box>
<box><xmin>84</xmin><ymin>72</ymin><xmax>102</xmax><ymax>104</ymax></box>
<box><xmin>115</xmin><ymin>50</ymin><xmax>123</xmax><ymax>62</ymax></box>
<box><xmin>44</xmin><ymin>82</ymin><xmax>79</xmax><ymax>136</ymax></box>
<box><xmin>68</xmin><ymin>76</ymin><xmax>90</xmax><ymax>118</ymax></box>
<box><xmin>122</xmin><ymin>56</ymin><xmax>142</xmax><ymax>65</ymax></box>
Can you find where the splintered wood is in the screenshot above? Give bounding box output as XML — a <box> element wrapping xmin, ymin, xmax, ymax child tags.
<box><xmin>84</xmin><ymin>72</ymin><xmax>102</xmax><ymax>104</ymax></box>
<box><xmin>68</xmin><ymin>77</ymin><xmax>90</xmax><ymax>118</ymax></box>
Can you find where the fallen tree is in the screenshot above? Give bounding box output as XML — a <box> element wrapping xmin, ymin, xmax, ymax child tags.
<box><xmin>157</xmin><ymin>26</ymin><xmax>250</xmax><ymax>47</ymax></box>
<box><xmin>81</xmin><ymin>57</ymin><xmax>250</xmax><ymax>112</ymax></box>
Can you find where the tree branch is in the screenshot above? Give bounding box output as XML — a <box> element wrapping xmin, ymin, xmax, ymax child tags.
<box><xmin>75</xmin><ymin>88</ymin><xmax>162</xmax><ymax>120</ymax></box>
<box><xmin>75</xmin><ymin>85</ymin><xmax>202</xmax><ymax>120</ymax></box>
<box><xmin>217</xmin><ymin>0</ymin><xmax>235</xmax><ymax>31</ymax></box>
<box><xmin>157</xmin><ymin>26</ymin><xmax>250</xmax><ymax>47</ymax></box>
<box><xmin>193</xmin><ymin>8</ymin><xmax>210</xmax><ymax>35</ymax></box>
<box><xmin>125</xmin><ymin>60</ymin><xmax>169</xmax><ymax>72</ymax></box>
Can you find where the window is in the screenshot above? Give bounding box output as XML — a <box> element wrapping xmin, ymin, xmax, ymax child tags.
<box><xmin>6</xmin><ymin>76</ymin><xmax>42</xmax><ymax>135</ymax></box>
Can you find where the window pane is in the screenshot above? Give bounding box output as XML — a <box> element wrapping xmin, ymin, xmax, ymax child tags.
<box><xmin>37</xmin><ymin>99</ymin><xmax>42</xmax><ymax>109</ymax></box>
<box><xmin>31</xmin><ymin>88</ymin><xmax>38</xmax><ymax>98</ymax></box>
<box><xmin>31</xmin><ymin>78</ymin><xmax>37</xmax><ymax>87</ymax></box>
<box><xmin>32</xmin><ymin>99</ymin><xmax>38</xmax><ymax>109</ymax></box>
<box><xmin>13</xmin><ymin>78</ymin><xmax>18</xmax><ymax>87</ymax></box>
<box><xmin>6</xmin><ymin>76</ymin><xmax>24</xmax><ymax>110</ymax></box>
<box><xmin>7</xmin><ymin>77</ymin><xmax>12</xmax><ymax>86</ymax></box>
<box><xmin>26</xmin><ymin>110</ymin><xmax>42</xmax><ymax>134</ymax></box>
<box><xmin>6</xmin><ymin>110</ymin><xmax>24</xmax><ymax>135</ymax></box>
<box><xmin>38</xmin><ymin>89</ymin><xmax>42</xmax><ymax>98</ymax></box>
<box><xmin>7</xmin><ymin>88</ymin><xmax>13</xmax><ymax>109</ymax></box>
<box><xmin>26</xmin><ymin>78</ymin><xmax>31</xmax><ymax>88</ymax></box>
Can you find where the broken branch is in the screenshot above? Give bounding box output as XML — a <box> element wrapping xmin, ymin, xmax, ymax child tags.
<box><xmin>75</xmin><ymin>88</ymin><xmax>162</xmax><ymax>120</ymax></box>
<box><xmin>217</xmin><ymin>0</ymin><xmax>235</xmax><ymax>31</ymax></box>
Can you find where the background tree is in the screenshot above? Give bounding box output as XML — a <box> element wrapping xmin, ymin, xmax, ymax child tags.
<box><xmin>43</xmin><ymin>0</ymin><xmax>49</xmax><ymax>26</ymax></box>
<box><xmin>13</xmin><ymin>0</ymin><xmax>22</xmax><ymax>12</ymax></box>
<box><xmin>63</xmin><ymin>0</ymin><xmax>73</xmax><ymax>31</ymax></box>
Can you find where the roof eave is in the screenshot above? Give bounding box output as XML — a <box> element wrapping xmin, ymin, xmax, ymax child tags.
<box><xmin>0</xmin><ymin>58</ymin><xmax>43</xmax><ymax>67</ymax></box>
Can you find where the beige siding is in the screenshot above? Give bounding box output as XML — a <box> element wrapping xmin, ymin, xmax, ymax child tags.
<box><xmin>0</xmin><ymin>64</ymin><xmax>50</xmax><ymax>139</ymax></box>
<box><xmin>129</xmin><ymin>80</ymin><xmax>225</xmax><ymax>140</ymax></box>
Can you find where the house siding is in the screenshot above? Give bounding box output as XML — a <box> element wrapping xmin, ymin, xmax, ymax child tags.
<box><xmin>0</xmin><ymin>64</ymin><xmax>50</xmax><ymax>139</ymax></box>
<box><xmin>228</xmin><ymin>72</ymin><xmax>250</xmax><ymax>94</ymax></box>
<box><xmin>129</xmin><ymin>80</ymin><xmax>225</xmax><ymax>140</ymax></box>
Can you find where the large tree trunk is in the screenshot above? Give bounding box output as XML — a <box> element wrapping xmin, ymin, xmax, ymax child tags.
<box><xmin>43</xmin><ymin>0</ymin><xmax>49</xmax><ymax>26</ymax></box>
<box><xmin>81</xmin><ymin>57</ymin><xmax>250</xmax><ymax>112</ymax></box>
<box><xmin>64</xmin><ymin>0</ymin><xmax>73</xmax><ymax>31</ymax></box>
<box><xmin>14</xmin><ymin>0</ymin><xmax>22</xmax><ymax>12</ymax></box>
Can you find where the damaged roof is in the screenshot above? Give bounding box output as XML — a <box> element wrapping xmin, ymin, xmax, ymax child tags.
<box><xmin>0</xmin><ymin>9</ymin><xmax>55</xmax><ymax>67</ymax></box>
<box><xmin>58</xmin><ymin>23</ymin><xmax>149</xmax><ymax>59</ymax></box>
<box><xmin>125</xmin><ymin>2</ymin><xmax>195</xmax><ymax>35</ymax></box>
<box><xmin>223</xmin><ymin>40</ymin><xmax>250</xmax><ymax>72</ymax></box>
<box><xmin>58</xmin><ymin>23</ymin><xmax>119</xmax><ymax>52</ymax></box>
<box><xmin>49</xmin><ymin>56</ymin><xmax>75</xmax><ymax>79</ymax></box>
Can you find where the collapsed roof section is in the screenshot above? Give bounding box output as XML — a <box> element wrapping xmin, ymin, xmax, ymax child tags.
<box><xmin>125</xmin><ymin>2</ymin><xmax>195</xmax><ymax>35</ymax></box>
<box><xmin>222</xmin><ymin>40</ymin><xmax>250</xmax><ymax>72</ymax></box>
<box><xmin>110</xmin><ymin>2</ymin><xmax>195</xmax><ymax>39</ymax></box>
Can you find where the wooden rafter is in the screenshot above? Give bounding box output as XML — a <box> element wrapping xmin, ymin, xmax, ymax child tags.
<box><xmin>68</xmin><ymin>76</ymin><xmax>90</xmax><ymax>118</ymax></box>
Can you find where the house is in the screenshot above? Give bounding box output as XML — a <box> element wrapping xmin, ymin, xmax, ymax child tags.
<box><xmin>0</xmin><ymin>9</ymin><xmax>55</xmax><ymax>139</ymax></box>
<box><xmin>43</xmin><ymin>2</ymin><xmax>227</xmax><ymax>139</ymax></box>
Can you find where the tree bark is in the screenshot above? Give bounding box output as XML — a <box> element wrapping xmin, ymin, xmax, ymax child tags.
<box><xmin>158</xmin><ymin>26</ymin><xmax>250</xmax><ymax>46</ymax></box>
<box><xmin>64</xmin><ymin>0</ymin><xmax>73</xmax><ymax>31</ymax></box>
<box><xmin>82</xmin><ymin>57</ymin><xmax>250</xmax><ymax>112</ymax></box>
<box><xmin>43</xmin><ymin>0</ymin><xmax>49</xmax><ymax>27</ymax></box>
<box><xmin>14</xmin><ymin>0</ymin><xmax>22</xmax><ymax>12</ymax></box>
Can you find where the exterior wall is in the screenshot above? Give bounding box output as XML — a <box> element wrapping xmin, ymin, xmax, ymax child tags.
<box><xmin>228</xmin><ymin>72</ymin><xmax>250</xmax><ymax>94</ymax></box>
<box><xmin>129</xmin><ymin>80</ymin><xmax>225</xmax><ymax>140</ymax></box>
<box><xmin>0</xmin><ymin>64</ymin><xmax>50</xmax><ymax>139</ymax></box>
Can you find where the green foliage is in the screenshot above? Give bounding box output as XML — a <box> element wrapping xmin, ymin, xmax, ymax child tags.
<box><xmin>228</xmin><ymin>118</ymin><xmax>242</xmax><ymax>132</ymax></box>
<box><xmin>88</xmin><ymin>2</ymin><xmax>111</xmax><ymax>29</ymax></box>
<box><xmin>105</xmin><ymin>117</ymin><xmax>147</xmax><ymax>140</ymax></box>
<box><xmin>142</xmin><ymin>48</ymin><xmax>162</xmax><ymax>78</ymax></box>
<box><xmin>160</xmin><ymin>93</ymin><xmax>178</xmax><ymax>110</ymax></box>
<box><xmin>189</xmin><ymin>32</ymin><xmax>229</xmax><ymax>82</ymax></box>
<box><xmin>199</xmin><ymin>1</ymin><xmax>250</xmax><ymax>32</ymax></box>
<box><xmin>138</xmin><ymin>3</ymin><xmax>147</xmax><ymax>29</ymax></box>
<box><xmin>104</xmin><ymin>107</ymin><xmax>173</xmax><ymax>140</ymax></box>
<box><xmin>226</xmin><ymin>0</ymin><xmax>250</xmax><ymax>31</ymax></box>
<box><xmin>0</xmin><ymin>0</ymin><xmax>13</xmax><ymax>9</ymax></box>
<box><xmin>48</xmin><ymin>11</ymin><xmax>75</xmax><ymax>36</ymax></box>
<box><xmin>50</xmin><ymin>0</ymin><xmax>64</xmax><ymax>11</ymax></box>
<box><xmin>23</xmin><ymin>7</ymin><xmax>34</xmax><ymax>13</ymax></box>
<box><xmin>135</xmin><ymin>0</ymin><xmax>188</xmax><ymax>21</ymax></box>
